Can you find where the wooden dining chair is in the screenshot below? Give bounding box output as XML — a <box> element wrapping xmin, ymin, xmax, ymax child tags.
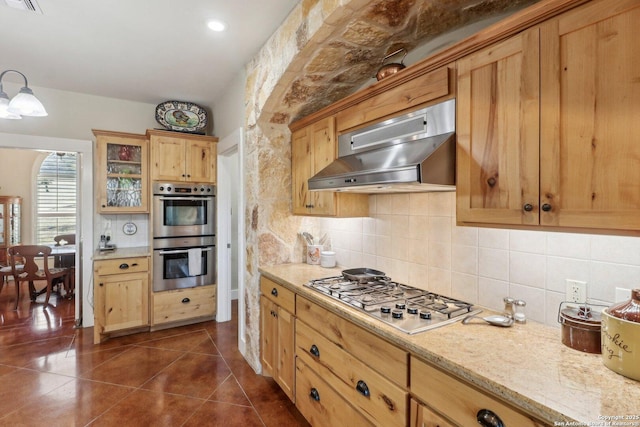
<box><xmin>8</xmin><ymin>245</ymin><xmax>70</xmax><ymax>310</ymax></box>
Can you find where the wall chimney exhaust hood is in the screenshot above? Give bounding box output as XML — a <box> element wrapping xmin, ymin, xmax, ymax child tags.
<box><xmin>308</xmin><ymin>99</ymin><xmax>456</xmax><ymax>193</ymax></box>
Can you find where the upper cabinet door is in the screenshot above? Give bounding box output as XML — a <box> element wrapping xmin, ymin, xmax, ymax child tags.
<box><xmin>94</xmin><ymin>130</ymin><xmax>149</xmax><ymax>213</ymax></box>
<box><xmin>540</xmin><ymin>0</ymin><xmax>640</xmax><ymax>230</ymax></box>
<box><xmin>151</xmin><ymin>136</ymin><xmax>186</xmax><ymax>182</ymax></box>
<box><xmin>456</xmin><ymin>28</ymin><xmax>540</xmax><ymax>226</ymax></box>
<box><xmin>186</xmin><ymin>140</ymin><xmax>217</xmax><ymax>184</ymax></box>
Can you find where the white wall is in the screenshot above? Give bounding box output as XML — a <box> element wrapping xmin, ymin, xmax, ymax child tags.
<box><xmin>318</xmin><ymin>192</ymin><xmax>640</xmax><ymax>328</ymax></box>
<box><xmin>0</xmin><ymin>82</ymin><xmax>158</xmax><ymax>139</ymax></box>
<box><xmin>211</xmin><ymin>71</ymin><xmax>246</xmax><ymax>140</ymax></box>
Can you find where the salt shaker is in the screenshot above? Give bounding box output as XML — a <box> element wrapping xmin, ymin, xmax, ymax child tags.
<box><xmin>514</xmin><ymin>299</ymin><xmax>527</xmax><ymax>323</ymax></box>
<box><xmin>503</xmin><ymin>297</ymin><xmax>515</xmax><ymax>318</ymax></box>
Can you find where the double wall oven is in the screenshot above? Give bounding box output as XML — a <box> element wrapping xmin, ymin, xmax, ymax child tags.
<box><xmin>152</xmin><ymin>182</ymin><xmax>216</xmax><ymax>292</ymax></box>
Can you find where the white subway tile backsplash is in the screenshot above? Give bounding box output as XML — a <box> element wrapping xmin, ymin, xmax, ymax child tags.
<box><xmin>509</xmin><ymin>251</ymin><xmax>545</xmax><ymax>289</ymax></box>
<box><xmin>428</xmin><ymin>240</ymin><xmax>451</xmax><ymax>270</ymax></box>
<box><xmin>478</xmin><ymin>277</ymin><xmax>509</xmax><ymax>311</ymax></box>
<box><xmin>320</xmin><ymin>193</ymin><xmax>640</xmax><ymax>328</ymax></box>
<box><xmin>509</xmin><ymin>283</ymin><xmax>545</xmax><ymax>323</ymax></box>
<box><xmin>409</xmin><ymin>193</ymin><xmax>429</xmax><ymax>216</ymax></box>
<box><xmin>452</xmin><ymin>245</ymin><xmax>478</xmax><ymax>275</ymax></box>
<box><xmin>478</xmin><ymin>248</ymin><xmax>509</xmax><ymax>281</ymax></box>
<box><xmin>589</xmin><ymin>262</ymin><xmax>640</xmax><ymax>302</ymax></box>
<box><xmin>546</xmin><ymin>232</ymin><xmax>591</xmax><ymax>259</ymax></box>
<box><xmin>428</xmin><ymin>216</ymin><xmax>452</xmax><ymax>244</ymax></box>
<box><xmin>546</xmin><ymin>256</ymin><xmax>590</xmax><ymax>293</ymax></box>
<box><xmin>428</xmin><ymin>192</ymin><xmax>453</xmax><ymax>217</ymax></box>
<box><xmin>451</xmin><ymin>272</ymin><xmax>478</xmax><ymax>304</ymax></box>
<box><xmin>510</xmin><ymin>230</ymin><xmax>546</xmax><ymax>254</ymax></box>
<box><xmin>591</xmin><ymin>235</ymin><xmax>640</xmax><ymax>266</ymax></box>
<box><xmin>479</xmin><ymin>228</ymin><xmax>509</xmax><ymax>249</ymax></box>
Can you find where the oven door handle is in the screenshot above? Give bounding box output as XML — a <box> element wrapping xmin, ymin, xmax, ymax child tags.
<box><xmin>158</xmin><ymin>247</ymin><xmax>214</xmax><ymax>255</ymax></box>
<box><xmin>156</xmin><ymin>197</ymin><xmax>214</xmax><ymax>202</ymax></box>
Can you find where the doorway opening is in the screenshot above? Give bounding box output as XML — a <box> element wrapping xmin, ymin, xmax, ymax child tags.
<box><xmin>0</xmin><ymin>132</ymin><xmax>94</xmax><ymax>331</ymax></box>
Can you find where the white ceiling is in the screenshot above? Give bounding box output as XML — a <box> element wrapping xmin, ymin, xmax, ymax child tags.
<box><xmin>0</xmin><ymin>0</ymin><xmax>300</xmax><ymax>109</ymax></box>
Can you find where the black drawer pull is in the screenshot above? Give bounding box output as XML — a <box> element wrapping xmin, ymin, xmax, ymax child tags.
<box><xmin>271</xmin><ymin>288</ymin><xmax>278</xmax><ymax>297</ymax></box>
<box><xmin>309</xmin><ymin>388</ymin><xmax>320</xmax><ymax>401</ymax></box>
<box><xmin>477</xmin><ymin>409</ymin><xmax>504</xmax><ymax>427</ymax></box>
<box><xmin>541</xmin><ymin>203</ymin><xmax>552</xmax><ymax>212</ymax></box>
<box><xmin>309</xmin><ymin>344</ymin><xmax>320</xmax><ymax>357</ymax></box>
<box><xmin>131</xmin><ymin>263</ymin><xmax>138</xmax><ymax>267</ymax></box>
<box><xmin>523</xmin><ymin>203</ymin><xmax>534</xmax><ymax>212</ymax></box>
<box><xmin>119</xmin><ymin>263</ymin><xmax>129</xmax><ymax>270</ymax></box>
<box><xmin>356</xmin><ymin>380</ymin><xmax>370</xmax><ymax>397</ymax></box>
<box><xmin>181</xmin><ymin>297</ymin><xmax>190</xmax><ymax>303</ymax></box>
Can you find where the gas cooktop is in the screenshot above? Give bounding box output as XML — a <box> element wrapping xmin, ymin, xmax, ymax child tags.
<box><xmin>304</xmin><ymin>275</ymin><xmax>481</xmax><ymax>334</ymax></box>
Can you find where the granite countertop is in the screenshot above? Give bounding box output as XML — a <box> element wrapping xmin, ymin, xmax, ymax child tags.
<box><xmin>259</xmin><ymin>263</ymin><xmax>640</xmax><ymax>426</ymax></box>
<box><xmin>92</xmin><ymin>245</ymin><xmax>151</xmax><ymax>260</ymax></box>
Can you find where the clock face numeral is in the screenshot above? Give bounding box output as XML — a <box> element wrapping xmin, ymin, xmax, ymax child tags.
<box><xmin>123</xmin><ymin>222</ymin><xmax>137</xmax><ymax>235</ymax></box>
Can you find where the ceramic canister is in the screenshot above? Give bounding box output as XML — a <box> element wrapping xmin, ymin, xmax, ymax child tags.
<box><xmin>601</xmin><ymin>289</ymin><xmax>640</xmax><ymax>381</ymax></box>
<box><xmin>306</xmin><ymin>245</ymin><xmax>323</xmax><ymax>265</ymax></box>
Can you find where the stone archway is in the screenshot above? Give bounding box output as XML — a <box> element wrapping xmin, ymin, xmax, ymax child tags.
<box><xmin>240</xmin><ymin>0</ymin><xmax>539</xmax><ymax>371</ymax></box>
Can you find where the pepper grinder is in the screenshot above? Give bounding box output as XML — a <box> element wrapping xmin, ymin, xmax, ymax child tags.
<box><xmin>514</xmin><ymin>299</ymin><xmax>527</xmax><ymax>323</ymax></box>
<box><xmin>503</xmin><ymin>297</ymin><xmax>515</xmax><ymax>319</ymax></box>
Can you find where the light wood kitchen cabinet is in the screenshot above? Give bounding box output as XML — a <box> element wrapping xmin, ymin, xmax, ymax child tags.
<box><xmin>410</xmin><ymin>356</ymin><xmax>544</xmax><ymax>427</ymax></box>
<box><xmin>93</xmin><ymin>256</ymin><xmax>150</xmax><ymax>344</ymax></box>
<box><xmin>151</xmin><ymin>285</ymin><xmax>216</xmax><ymax>326</ymax></box>
<box><xmin>296</xmin><ymin>295</ymin><xmax>408</xmax><ymax>426</ymax></box>
<box><xmin>291</xmin><ymin>116</ymin><xmax>368</xmax><ymax>217</ymax></box>
<box><xmin>295</xmin><ymin>358</ymin><xmax>374</xmax><ymax>427</ymax></box>
<box><xmin>147</xmin><ymin>129</ymin><xmax>218</xmax><ymax>183</ymax></box>
<box><xmin>0</xmin><ymin>196</ymin><xmax>21</xmax><ymax>265</ymax></box>
<box><xmin>260</xmin><ymin>277</ymin><xmax>295</xmax><ymax>401</ymax></box>
<box><xmin>457</xmin><ymin>0</ymin><xmax>640</xmax><ymax>232</ymax></box>
<box><xmin>93</xmin><ymin>130</ymin><xmax>149</xmax><ymax>213</ymax></box>
<box><xmin>335</xmin><ymin>65</ymin><xmax>453</xmax><ymax>134</ymax></box>
<box><xmin>410</xmin><ymin>399</ymin><xmax>455</xmax><ymax>427</ymax></box>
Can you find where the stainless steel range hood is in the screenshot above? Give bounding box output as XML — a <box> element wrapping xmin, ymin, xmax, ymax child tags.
<box><xmin>308</xmin><ymin>99</ymin><xmax>456</xmax><ymax>193</ymax></box>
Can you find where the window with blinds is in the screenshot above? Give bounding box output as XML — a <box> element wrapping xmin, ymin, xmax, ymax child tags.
<box><xmin>36</xmin><ymin>152</ymin><xmax>77</xmax><ymax>244</ymax></box>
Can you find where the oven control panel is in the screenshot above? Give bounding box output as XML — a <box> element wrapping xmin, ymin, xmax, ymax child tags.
<box><xmin>153</xmin><ymin>182</ymin><xmax>216</xmax><ymax>196</ymax></box>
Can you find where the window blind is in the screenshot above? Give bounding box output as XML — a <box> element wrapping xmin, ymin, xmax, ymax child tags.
<box><xmin>36</xmin><ymin>152</ymin><xmax>77</xmax><ymax>244</ymax></box>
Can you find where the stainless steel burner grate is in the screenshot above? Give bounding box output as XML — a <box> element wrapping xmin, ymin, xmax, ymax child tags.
<box><xmin>304</xmin><ymin>275</ymin><xmax>480</xmax><ymax>334</ymax></box>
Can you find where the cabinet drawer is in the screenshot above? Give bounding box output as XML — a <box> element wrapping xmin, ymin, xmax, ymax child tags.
<box><xmin>94</xmin><ymin>257</ymin><xmax>149</xmax><ymax>276</ymax></box>
<box><xmin>296</xmin><ymin>359</ymin><xmax>374</xmax><ymax>427</ymax></box>
<box><xmin>153</xmin><ymin>286</ymin><xmax>216</xmax><ymax>325</ymax></box>
<box><xmin>297</xmin><ymin>295</ymin><xmax>408</xmax><ymax>386</ymax></box>
<box><xmin>410</xmin><ymin>356</ymin><xmax>544</xmax><ymax>427</ymax></box>
<box><xmin>297</xmin><ymin>320</ymin><xmax>407</xmax><ymax>427</ymax></box>
<box><xmin>260</xmin><ymin>277</ymin><xmax>295</xmax><ymax>313</ymax></box>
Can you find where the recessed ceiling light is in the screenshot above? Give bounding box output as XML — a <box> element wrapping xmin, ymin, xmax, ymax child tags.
<box><xmin>207</xmin><ymin>20</ymin><xmax>226</xmax><ymax>32</ymax></box>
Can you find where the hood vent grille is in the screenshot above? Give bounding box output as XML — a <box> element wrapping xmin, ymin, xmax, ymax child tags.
<box><xmin>5</xmin><ymin>0</ymin><xmax>43</xmax><ymax>14</ymax></box>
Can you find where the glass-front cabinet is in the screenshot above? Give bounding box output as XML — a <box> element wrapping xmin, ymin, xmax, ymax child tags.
<box><xmin>0</xmin><ymin>196</ymin><xmax>22</xmax><ymax>265</ymax></box>
<box><xmin>93</xmin><ymin>130</ymin><xmax>149</xmax><ymax>213</ymax></box>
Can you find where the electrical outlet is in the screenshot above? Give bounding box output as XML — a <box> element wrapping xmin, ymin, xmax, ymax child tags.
<box><xmin>566</xmin><ymin>279</ymin><xmax>587</xmax><ymax>303</ymax></box>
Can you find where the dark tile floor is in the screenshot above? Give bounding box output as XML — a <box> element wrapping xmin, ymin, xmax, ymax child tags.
<box><xmin>0</xmin><ymin>280</ymin><xmax>309</xmax><ymax>426</ymax></box>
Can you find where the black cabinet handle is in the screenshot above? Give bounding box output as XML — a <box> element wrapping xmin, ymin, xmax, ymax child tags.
<box><xmin>271</xmin><ymin>288</ymin><xmax>278</xmax><ymax>297</ymax></box>
<box><xmin>99</xmin><ymin>283</ymin><xmax>103</xmax><ymax>287</ymax></box>
<box><xmin>523</xmin><ymin>203</ymin><xmax>534</xmax><ymax>212</ymax></box>
<box><xmin>356</xmin><ymin>380</ymin><xmax>370</xmax><ymax>397</ymax></box>
<box><xmin>541</xmin><ymin>203</ymin><xmax>552</xmax><ymax>212</ymax></box>
<box><xmin>477</xmin><ymin>409</ymin><xmax>504</xmax><ymax>427</ymax></box>
<box><xmin>181</xmin><ymin>297</ymin><xmax>190</xmax><ymax>303</ymax></box>
<box><xmin>309</xmin><ymin>344</ymin><xmax>320</xmax><ymax>357</ymax></box>
<box><xmin>131</xmin><ymin>263</ymin><xmax>138</xmax><ymax>267</ymax></box>
<box><xmin>310</xmin><ymin>388</ymin><xmax>320</xmax><ymax>401</ymax></box>
<box><xmin>119</xmin><ymin>263</ymin><xmax>129</xmax><ymax>270</ymax></box>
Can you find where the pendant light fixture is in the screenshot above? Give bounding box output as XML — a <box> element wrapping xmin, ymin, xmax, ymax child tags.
<box><xmin>0</xmin><ymin>69</ymin><xmax>48</xmax><ymax>119</ymax></box>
